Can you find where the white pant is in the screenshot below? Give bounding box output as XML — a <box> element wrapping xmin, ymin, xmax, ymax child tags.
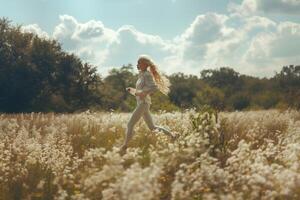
<box><xmin>122</xmin><ymin>102</ymin><xmax>173</xmax><ymax>147</ymax></box>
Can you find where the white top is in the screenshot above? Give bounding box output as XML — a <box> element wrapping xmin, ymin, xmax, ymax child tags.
<box><xmin>135</xmin><ymin>70</ymin><xmax>159</xmax><ymax>105</ymax></box>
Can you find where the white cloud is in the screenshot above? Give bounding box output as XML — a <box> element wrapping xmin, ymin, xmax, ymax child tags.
<box><xmin>52</xmin><ymin>15</ymin><xmax>115</xmax><ymax>70</ymax></box>
<box><xmin>176</xmin><ymin>13</ymin><xmax>229</xmax><ymax>61</ymax></box>
<box><xmin>228</xmin><ymin>0</ymin><xmax>257</xmax><ymax>17</ymax></box>
<box><xmin>167</xmin><ymin>13</ymin><xmax>279</xmax><ymax>77</ymax></box>
<box><xmin>229</xmin><ymin>0</ymin><xmax>300</xmax><ymax>16</ymax></box>
<box><xmin>20</xmin><ymin>24</ymin><xmax>49</xmax><ymax>38</ymax></box>
<box><xmin>21</xmin><ymin>12</ymin><xmax>300</xmax><ymax>78</ymax></box>
<box><xmin>225</xmin><ymin>0</ymin><xmax>300</xmax><ymax>76</ymax></box>
<box><xmin>103</xmin><ymin>25</ymin><xmax>173</xmax><ymax>69</ymax></box>
<box><xmin>258</xmin><ymin>0</ymin><xmax>300</xmax><ymax>15</ymax></box>
<box><xmin>52</xmin><ymin>15</ymin><xmax>175</xmax><ymax>76</ymax></box>
<box><xmin>244</xmin><ymin>21</ymin><xmax>300</xmax><ymax>64</ymax></box>
<box><xmin>52</xmin><ymin>15</ymin><xmax>81</xmax><ymax>50</ymax></box>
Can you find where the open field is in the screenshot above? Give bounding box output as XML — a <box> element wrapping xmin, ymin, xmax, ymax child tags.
<box><xmin>1</xmin><ymin>109</ymin><xmax>300</xmax><ymax>200</ymax></box>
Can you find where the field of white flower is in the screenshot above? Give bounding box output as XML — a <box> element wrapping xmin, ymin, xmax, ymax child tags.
<box><xmin>0</xmin><ymin>108</ymin><xmax>300</xmax><ymax>200</ymax></box>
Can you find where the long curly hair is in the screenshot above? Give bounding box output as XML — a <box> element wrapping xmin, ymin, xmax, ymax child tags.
<box><xmin>138</xmin><ymin>55</ymin><xmax>171</xmax><ymax>95</ymax></box>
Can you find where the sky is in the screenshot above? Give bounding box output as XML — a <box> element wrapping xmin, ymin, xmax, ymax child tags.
<box><xmin>1</xmin><ymin>0</ymin><xmax>300</xmax><ymax>78</ymax></box>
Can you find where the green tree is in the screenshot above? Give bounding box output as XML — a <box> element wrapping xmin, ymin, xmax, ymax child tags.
<box><xmin>274</xmin><ymin>65</ymin><xmax>300</xmax><ymax>109</ymax></box>
<box><xmin>168</xmin><ymin>72</ymin><xmax>203</xmax><ymax>109</ymax></box>
<box><xmin>193</xmin><ymin>85</ymin><xmax>225</xmax><ymax>111</ymax></box>
<box><xmin>230</xmin><ymin>93</ymin><xmax>250</xmax><ymax>111</ymax></box>
<box><xmin>102</xmin><ymin>64</ymin><xmax>136</xmax><ymax>112</ymax></box>
<box><xmin>0</xmin><ymin>17</ymin><xmax>104</xmax><ymax>113</ymax></box>
<box><xmin>200</xmin><ymin>67</ymin><xmax>244</xmax><ymax>97</ymax></box>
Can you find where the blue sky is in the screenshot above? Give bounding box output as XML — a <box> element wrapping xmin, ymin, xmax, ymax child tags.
<box><xmin>1</xmin><ymin>0</ymin><xmax>300</xmax><ymax>78</ymax></box>
<box><xmin>2</xmin><ymin>0</ymin><xmax>233</xmax><ymax>37</ymax></box>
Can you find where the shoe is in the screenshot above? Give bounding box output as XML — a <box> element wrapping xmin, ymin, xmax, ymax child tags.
<box><xmin>118</xmin><ymin>145</ymin><xmax>127</xmax><ymax>155</ymax></box>
<box><xmin>170</xmin><ymin>134</ymin><xmax>179</xmax><ymax>142</ymax></box>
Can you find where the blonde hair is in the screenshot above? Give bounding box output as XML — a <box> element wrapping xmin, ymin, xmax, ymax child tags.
<box><xmin>138</xmin><ymin>55</ymin><xmax>171</xmax><ymax>95</ymax></box>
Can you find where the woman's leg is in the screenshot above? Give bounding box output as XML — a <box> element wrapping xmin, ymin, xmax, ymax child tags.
<box><xmin>142</xmin><ymin>103</ymin><xmax>174</xmax><ymax>139</ymax></box>
<box><xmin>121</xmin><ymin>103</ymin><xmax>147</xmax><ymax>150</ymax></box>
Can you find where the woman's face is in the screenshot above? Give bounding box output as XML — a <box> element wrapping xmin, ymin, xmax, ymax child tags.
<box><xmin>137</xmin><ymin>59</ymin><xmax>148</xmax><ymax>71</ymax></box>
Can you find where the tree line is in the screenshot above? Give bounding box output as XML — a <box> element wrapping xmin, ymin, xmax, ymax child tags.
<box><xmin>0</xmin><ymin>17</ymin><xmax>299</xmax><ymax>113</ymax></box>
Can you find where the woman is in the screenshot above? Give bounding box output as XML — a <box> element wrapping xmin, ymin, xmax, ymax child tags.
<box><xmin>119</xmin><ymin>55</ymin><xmax>176</xmax><ymax>153</ymax></box>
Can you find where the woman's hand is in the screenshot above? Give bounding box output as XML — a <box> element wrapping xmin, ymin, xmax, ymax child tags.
<box><xmin>126</xmin><ymin>87</ymin><xmax>137</xmax><ymax>96</ymax></box>
<box><xmin>126</xmin><ymin>87</ymin><xmax>134</xmax><ymax>92</ymax></box>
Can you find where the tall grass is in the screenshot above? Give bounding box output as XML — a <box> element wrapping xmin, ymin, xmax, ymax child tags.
<box><xmin>0</xmin><ymin>109</ymin><xmax>300</xmax><ymax>199</ymax></box>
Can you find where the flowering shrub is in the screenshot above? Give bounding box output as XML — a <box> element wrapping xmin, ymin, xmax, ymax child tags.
<box><xmin>0</xmin><ymin>109</ymin><xmax>300</xmax><ymax>199</ymax></box>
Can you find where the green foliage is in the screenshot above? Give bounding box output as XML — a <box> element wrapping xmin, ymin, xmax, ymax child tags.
<box><xmin>193</xmin><ymin>85</ymin><xmax>225</xmax><ymax>111</ymax></box>
<box><xmin>168</xmin><ymin>73</ymin><xmax>203</xmax><ymax>109</ymax></box>
<box><xmin>274</xmin><ymin>65</ymin><xmax>300</xmax><ymax>109</ymax></box>
<box><xmin>189</xmin><ymin>105</ymin><xmax>223</xmax><ymax>156</ymax></box>
<box><xmin>0</xmin><ymin>17</ymin><xmax>103</xmax><ymax>113</ymax></box>
<box><xmin>150</xmin><ymin>92</ymin><xmax>180</xmax><ymax>112</ymax></box>
<box><xmin>189</xmin><ymin>105</ymin><xmax>218</xmax><ymax>139</ymax></box>
<box><xmin>189</xmin><ymin>105</ymin><xmax>231</xmax><ymax>166</ymax></box>
<box><xmin>230</xmin><ymin>94</ymin><xmax>251</xmax><ymax>111</ymax></box>
<box><xmin>200</xmin><ymin>67</ymin><xmax>244</xmax><ymax>96</ymax></box>
<box><xmin>102</xmin><ymin>64</ymin><xmax>137</xmax><ymax>112</ymax></box>
<box><xmin>254</xmin><ymin>91</ymin><xmax>280</xmax><ymax>109</ymax></box>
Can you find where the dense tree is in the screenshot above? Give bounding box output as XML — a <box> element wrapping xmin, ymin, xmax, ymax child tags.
<box><xmin>102</xmin><ymin>64</ymin><xmax>137</xmax><ymax>112</ymax></box>
<box><xmin>200</xmin><ymin>67</ymin><xmax>244</xmax><ymax>97</ymax></box>
<box><xmin>0</xmin><ymin>17</ymin><xmax>103</xmax><ymax>113</ymax></box>
<box><xmin>192</xmin><ymin>85</ymin><xmax>225</xmax><ymax>111</ymax></box>
<box><xmin>168</xmin><ymin>73</ymin><xmax>203</xmax><ymax>109</ymax></box>
<box><xmin>273</xmin><ymin>65</ymin><xmax>300</xmax><ymax>109</ymax></box>
<box><xmin>230</xmin><ymin>93</ymin><xmax>250</xmax><ymax>110</ymax></box>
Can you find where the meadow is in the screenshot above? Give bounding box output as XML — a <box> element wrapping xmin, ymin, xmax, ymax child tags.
<box><xmin>0</xmin><ymin>108</ymin><xmax>300</xmax><ymax>200</ymax></box>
